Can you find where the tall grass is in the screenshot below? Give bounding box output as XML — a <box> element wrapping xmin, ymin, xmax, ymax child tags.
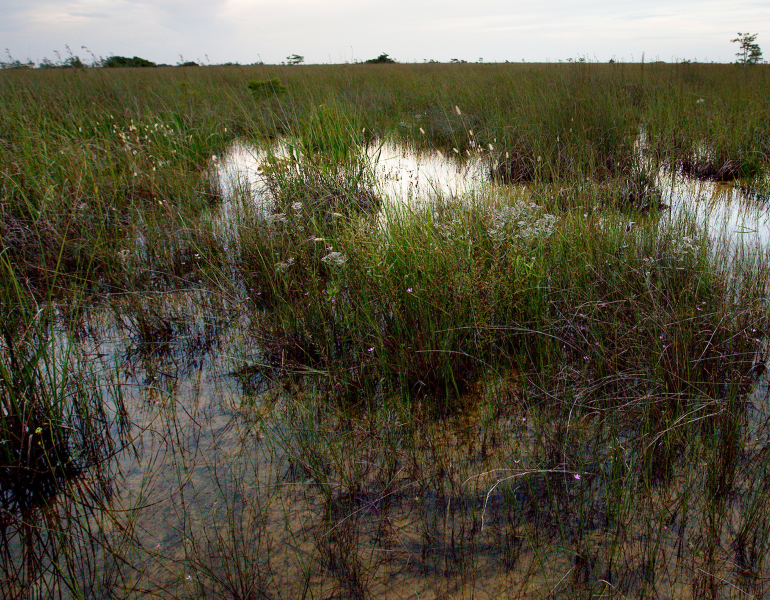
<box><xmin>2</xmin><ymin>62</ymin><xmax>770</xmax><ymax>598</ymax></box>
<box><xmin>2</xmin><ymin>62</ymin><xmax>768</xmax><ymax>300</ymax></box>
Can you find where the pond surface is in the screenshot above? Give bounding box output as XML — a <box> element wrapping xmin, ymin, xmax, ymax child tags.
<box><xmin>664</xmin><ymin>175</ymin><xmax>770</xmax><ymax>254</ymax></box>
<box><xmin>217</xmin><ymin>140</ymin><xmax>770</xmax><ymax>256</ymax></box>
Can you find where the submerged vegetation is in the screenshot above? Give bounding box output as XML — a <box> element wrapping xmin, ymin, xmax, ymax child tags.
<box><xmin>1</xmin><ymin>61</ymin><xmax>770</xmax><ymax>598</ymax></box>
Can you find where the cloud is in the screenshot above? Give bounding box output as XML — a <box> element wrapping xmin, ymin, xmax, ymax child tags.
<box><xmin>0</xmin><ymin>0</ymin><xmax>768</xmax><ymax>64</ymax></box>
<box><xmin>67</xmin><ymin>12</ymin><xmax>110</xmax><ymax>18</ymax></box>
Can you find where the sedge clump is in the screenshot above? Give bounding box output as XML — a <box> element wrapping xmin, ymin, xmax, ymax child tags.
<box><xmin>247</xmin><ymin>77</ymin><xmax>287</xmax><ymax>100</ymax></box>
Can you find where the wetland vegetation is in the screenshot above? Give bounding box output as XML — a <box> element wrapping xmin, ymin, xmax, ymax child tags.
<box><xmin>1</xmin><ymin>60</ymin><xmax>770</xmax><ymax>598</ymax></box>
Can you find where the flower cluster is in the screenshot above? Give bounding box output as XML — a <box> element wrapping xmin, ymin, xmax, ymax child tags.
<box><xmin>486</xmin><ymin>202</ymin><xmax>556</xmax><ymax>242</ymax></box>
<box><xmin>274</xmin><ymin>257</ymin><xmax>295</xmax><ymax>271</ymax></box>
<box><xmin>669</xmin><ymin>235</ymin><xmax>699</xmax><ymax>262</ymax></box>
<box><xmin>321</xmin><ymin>252</ymin><xmax>347</xmax><ymax>266</ymax></box>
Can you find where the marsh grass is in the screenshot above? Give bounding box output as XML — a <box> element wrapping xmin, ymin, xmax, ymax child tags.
<box><xmin>248</xmin><ymin>76</ymin><xmax>287</xmax><ymax>101</ymax></box>
<box><xmin>2</xmin><ymin>62</ymin><xmax>770</xmax><ymax>598</ymax></box>
<box><xmin>2</xmin><ymin>62</ymin><xmax>768</xmax><ymax>299</ymax></box>
<box><xmin>239</xmin><ymin>161</ymin><xmax>767</xmax><ymax>408</ymax></box>
<box><xmin>223</xmin><ymin>115</ymin><xmax>770</xmax><ymax>595</ymax></box>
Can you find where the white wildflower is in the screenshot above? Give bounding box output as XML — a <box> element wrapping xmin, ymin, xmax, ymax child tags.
<box><xmin>266</xmin><ymin>213</ymin><xmax>287</xmax><ymax>225</ymax></box>
<box><xmin>486</xmin><ymin>202</ymin><xmax>556</xmax><ymax>242</ymax></box>
<box><xmin>275</xmin><ymin>257</ymin><xmax>295</xmax><ymax>271</ymax></box>
<box><xmin>321</xmin><ymin>252</ymin><xmax>347</xmax><ymax>266</ymax></box>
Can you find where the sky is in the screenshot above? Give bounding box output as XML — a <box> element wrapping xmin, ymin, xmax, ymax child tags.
<box><xmin>2</xmin><ymin>0</ymin><xmax>768</xmax><ymax>65</ymax></box>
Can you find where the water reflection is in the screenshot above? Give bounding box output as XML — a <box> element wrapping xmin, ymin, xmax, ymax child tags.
<box><xmin>664</xmin><ymin>175</ymin><xmax>770</xmax><ymax>253</ymax></box>
<box><xmin>216</xmin><ymin>140</ymin><xmax>770</xmax><ymax>256</ymax></box>
<box><xmin>215</xmin><ymin>140</ymin><xmax>488</xmax><ymax>215</ymax></box>
<box><xmin>5</xmin><ymin>290</ymin><xmax>770</xmax><ymax>597</ymax></box>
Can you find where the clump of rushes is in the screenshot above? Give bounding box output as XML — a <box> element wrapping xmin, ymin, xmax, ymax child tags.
<box><xmin>642</xmin><ymin>74</ymin><xmax>769</xmax><ymax>183</ymax></box>
<box><xmin>240</xmin><ymin>162</ymin><xmax>768</xmax><ymax>411</ymax></box>
<box><xmin>0</xmin><ymin>67</ymin><xmax>234</xmax><ymax>300</ymax></box>
<box><xmin>541</xmin><ymin>202</ymin><xmax>767</xmax><ymax>398</ymax></box>
<box><xmin>491</xmin><ymin>66</ymin><xmax>640</xmax><ymax>184</ymax></box>
<box><xmin>0</xmin><ymin>255</ymin><xmax>129</xmax><ymax>510</ymax></box>
<box><xmin>259</xmin><ymin>101</ymin><xmax>379</xmax><ymax>225</ymax></box>
<box><xmin>247</xmin><ymin>76</ymin><xmax>287</xmax><ymax>100</ymax></box>
<box><xmin>0</xmin><ymin>320</ymin><xmax>128</xmax><ymax>511</ymax></box>
<box><xmin>240</xmin><ymin>182</ymin><xmax>549</xmax><ymax>401</ymax></box>
<box><xmin>0</xmin><ymin>324</ymin><xmax>82</xmax><ymax>505</ymax></box>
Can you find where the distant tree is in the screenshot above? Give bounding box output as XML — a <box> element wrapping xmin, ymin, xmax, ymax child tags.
<box><xmin>0</xmin><ymin>59</ymin><xmax>34</xmax><ymax>69</ymax></box>
<box><xmin>1</xmin><ymin>50</ymin><xmax>34</xmax><ymax>69</ymax></box>
<box><xmin>177</xmin><ymin>61</ymin><xmax>199</xmax><ymax>67</ymax></box>
<box><xmin>62</xmin><ymin>55</ymin><xmax>84</xmax><ymax>68</ymax></box>
<box><xmin>102</xmin><ymin>56</ymin><xmax>156</xmax><ymax>68</ymax></box>
<box><xmin>365</xmin><ymin>53</ymin><xmax>396</xmax><ymax>64</ymax></box>
<box><xmin>450</xmin><ymin>58</ymin><xmax>467</xmax><ymax>63</ymax></box>
<box><xmin>286</xmin><ymin>54</ymin><xmax>304</xmax><ymax>65</ymax></box>
<box><xmin>732</xmin><ymin>33</ymin><xmax>763</xmax><ymax>65</ymax></box>
<box><xmin>37</xmin><ymin>54</ymin><xmax>83</xmax><ymax>68</ymax></box>
<box><xmin>749</xmin><ymin>44</ymin><xmax>764</xmax><ymax>64</ymax></box>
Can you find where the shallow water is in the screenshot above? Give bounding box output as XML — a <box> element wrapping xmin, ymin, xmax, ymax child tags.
<box><xmin>664</xmin><ymin>174</ymin><xmax>770</xmax><ymax>254</ymax></box>
<box><xmin>215</xmin><ymin>141</ymin><xmax>489</xmax><ymax>215</ymax></box>
<box><xmin>4</xmin><ymin>144</ymin><xmax>770</xmax><ymax>598</ymax></box>
<box><xmin>4</xmin><ymin>282</ymin><xmax>768</xmax><ymax>598</ymax></box>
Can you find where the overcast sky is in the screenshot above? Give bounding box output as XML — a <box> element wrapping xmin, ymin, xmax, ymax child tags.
<box><xmin>2</xmin><ymin>0</ymin><xmax>768</xmax><ymax>65</ymax></box>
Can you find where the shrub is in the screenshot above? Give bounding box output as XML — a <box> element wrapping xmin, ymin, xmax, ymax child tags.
<box><xmin>102</xmin><ymin>55</ymin><xmax>156</xmax><ymax>68</ymax></box>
